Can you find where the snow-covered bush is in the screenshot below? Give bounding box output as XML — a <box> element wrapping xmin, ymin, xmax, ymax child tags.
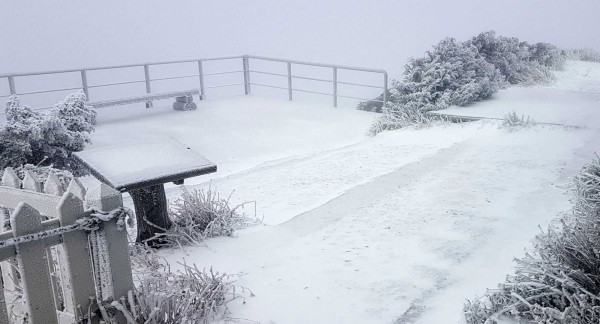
<box><xmin>102</xmin><ymin>262</ymin><xmax>238</xmax><ymax>323</ymax></box>
<box><xmin>566</xmin><ymin>48</ymin><xmax>600</xmax><ymax>63</ymax></box>
<box><xmin>0</xmin><ymin>91</ymin><xmax>96</xmax><ymax>176</ymax></box>
<box><xmin>153</xmin><ymin>186</ymin><xmax>258</xmax><ymax>247</ymax></box>
<box><xmin>368</xmin><ymin>95</ymin><xmax>448</xmax><ymax>135</ymax></box>
<box><xmin>464</xmin><ymin>157</ymin><xmax>600</xmax><ymax>324</ymax></box>
<box><xmin>501</xmin><ymin>111</ymin><xmax>536</xmax><ymax>128</ymax></box>
<box><xmin>467</xmin><ymin>31</ymin><xmax>563</xmax><ymax>85</ymax></box>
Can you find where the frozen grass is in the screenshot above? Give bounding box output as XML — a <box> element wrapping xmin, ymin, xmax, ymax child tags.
<box><xmin>464</xmin><ymin>157</ymin><xmax>600</xmax><ymax>324</ymax></box>
<box><xmin>566</xmin><ymin>48</ymin><xmax>600</xmax><ymax>63</ymax></box>
<box><xmin>500</xmin><ymin>111</ymin><xmax>536</xmax><ymax>129</ymax></box>
<box><xmin>368</xmin><ymin>104</ymin><xmax>449</xmax><ymax>135</ymax></box>
<box><xmin>102</xmin><ymin>261</ymin><xmax>238</xmax><ymax>324</ymax></box>
<box><xmin>158</xmin><ymin>186</ymin><xmax>259</xmax><ymax>247</ymax></box>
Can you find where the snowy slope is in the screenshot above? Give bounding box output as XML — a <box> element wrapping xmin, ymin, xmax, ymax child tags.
<box><xmin>440</xmin><ymin>61</ymin><xmax>600</xmax><ymax>128</ymax></box>
<box><xmin>86</xmin><ymin>61</ymin><xmax>600</xmax><ymax>323</ymax></box>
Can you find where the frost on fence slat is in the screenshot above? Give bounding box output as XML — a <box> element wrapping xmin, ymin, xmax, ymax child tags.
<box><xmin>1</xmin><ymin>167</ymin><xmax>20</xmax><ymax>188</ymax></box>
<box><xmin>11</xmin><ymin>203</ymin><xmax>58</xmax><ymax>324</ymax></box>
<box><xmin>56</xmin><ymin>193</ymin><xmax>96</xmax><ymax>321</ymax></box>
<box><xmin>0</xmin><ymin>167</ymin><xmax>21</xmax><ymax>303</ymax></box>
<box><xmin>0</xmin><ymin>186</ymin><xmax>62</xmax><ymax>218</ymax></box>
<box><xmin>86</xmin><ymin>184</ymin><xmax>134</xmax><ymax>302</ymax></box>
<box><xmin>44</xmin><ymin>174</ymin><xmax>65</xmax><ymax>196</ymax></box>
<box><xmin>22</xmin><ymin>170</ymin><xmax>42</xmax><ymax>192</ymax></box>
<box><xmin>66</xmin><ymin>178</ymin><xmax>86</xmax><ymax>201</ymax></box>
<box><xmin>0</xmin><ymin>276</ymin><xmax>9</xmax><ymax>324</ymax></box>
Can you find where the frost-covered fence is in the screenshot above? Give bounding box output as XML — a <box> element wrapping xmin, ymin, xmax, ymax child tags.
<box><xmin>0</xmin><ymin>168</ymin><xmax>134</xmax><ymax>324</ymax></box>
<box><xmin>0</xmin><ymin>55</ymin><xmax>388</xmax><ymax>112</ymax></box>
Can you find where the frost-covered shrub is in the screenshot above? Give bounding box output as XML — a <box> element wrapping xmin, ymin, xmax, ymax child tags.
<box><xmin>156</xmin><ymin>186</ymin><xmax>258</xmax><ymax>247</ymax></box>
<box><xmin>102</xmin><ymin>262</ymin><xmax>239</xmax><ymax>323</ymax></box>
<box><xmin>501</xmin><ymin>111</ymin><xmax>536</xmax><ymax>128</ymax></box>
<box><xmin>467</xmin><ymin>31</ymin><xmax>563</xmax><ymax>85</ymax></box>
<box><xmin>0</xmin><ymin>91</ymin><xmax>96</xmax><ymax>175</ymax></box>
<box><xmin>566</xmin><ymin>48</ymin><xmax>600</xmax><ymax>63</ymax></box>
<box><xmin>464</xmin><ymin>157</ymin><xmax>600</xmax><ymax>324</ymax></box>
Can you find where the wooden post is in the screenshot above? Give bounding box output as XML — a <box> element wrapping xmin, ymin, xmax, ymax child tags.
<box><xmin>1</xmin><ymin>168</ymin><xmax>20</xmax><ymax>296</ymax></box>
<box><xmin>11</xmin><ymin>203</ymin><xmax>58</xmax><ymax>324</ymax></box>
<box><xmin>130</xmin><ymin>184</ymin><xmax>172</xmax><ymax>246</ymax></box>
<box><xmin>56</xmin><ymin>192</ymin><xmax>96</xmax><ymax>321</ymax></box>
<box><xmin>86</xmin><ymin>184</ymin><xmax>134</xmax><ymax>302</ymax></box>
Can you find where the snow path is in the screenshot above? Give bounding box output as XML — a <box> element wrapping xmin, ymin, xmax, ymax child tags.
<box><xmin>161</xmin><ymin>124</ymin><xmax>598</xmax><ymax>324</ymax></box>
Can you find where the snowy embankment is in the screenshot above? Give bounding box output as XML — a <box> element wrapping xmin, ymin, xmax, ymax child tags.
<box><xmin>440</xmin><ymin>61</ymin><xmax>600</xmax><ymax>127</ymax></box>
<box><xmin>87</xmin><ymin>60</ymin><xmax>600</xmax><ymax>323</ymax></box>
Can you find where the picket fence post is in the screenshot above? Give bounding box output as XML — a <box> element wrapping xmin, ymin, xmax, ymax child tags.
<box><xmin>0</xmin><ymin>168</ymin><xmax>20</xmax><ymax>296</ymax></box>
<box><xmin>11</xmin><ymin>203</ymin><xmax>59</xmax><ymax>324</ymax></box>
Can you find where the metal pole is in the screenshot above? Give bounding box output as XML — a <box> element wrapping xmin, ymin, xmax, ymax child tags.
<box><xmin>287</xmin><ymin>62</ymin><xmax>293</xmax><ymax>101</ymax></box>
<box><xmin>80</xmin><ymin>70</ymin><xmax>89</xmax><ymax>101</ymax></box>
<box><xmin>143</xmin><ymin>64</ymin><xmax>153</xmax><ymax>108</ymax></box>
<box><xmin>197</xmin><ymin>60</ymin><xmax>206</xmax><ymax>100</ymax></box>
<box><xmin>242</xmin><ymin>57</ymin><xmax>251</xmax><ymax>95</ymax></box>
<box><xmin>8</xmin><ymin>76</ymin><xmax>15</xmax><ymax>95</ymax></box>
<box><xmin>383</xmin><ymin>71</ymin><xmax>388</xmax><ymax>108</ymax></box>
<box><xmin>332</xmin><ymin>67</ymin><xmax>338</xmax><ymax>107</ymax></box>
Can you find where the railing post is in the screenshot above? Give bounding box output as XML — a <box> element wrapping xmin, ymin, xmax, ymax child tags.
<box><xmin>382</xmin><ymin>71</ymin><xmax>388</xmax><ymax>108</ymax></box>
<box><xmin>80</xmin><ymin>70</ymin><xmax>89</xmax><ymax>101</ymax></box>
<box><xmin>8</xmin><ymin>76</ymin><xmax>16</xmax><ymax>95</ymax></box>
<box><xmin>197</xmin><ymin>60</ymin><xmax>206</xmax><ymax>100</ymax></box>
<box><xmin>287</xmin><ymin>62</ymin><xmax>293</xmax><ymax>101</ymax></box>
<box><xmin>243</xmin><ymin>57</ymin><xmax>251</xmax><ymax>95</ymax></box>
<box><xmin>144</xmin><ymin>64</ymin><xmax>153</xmax><ymax>108</ymax></box>
<box><xmin>332</xmin><ymin>67</ymin><xmax>338</xmax><ymax>107</ymax></box>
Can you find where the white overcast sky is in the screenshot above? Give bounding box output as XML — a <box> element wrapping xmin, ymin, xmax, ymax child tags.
<box><xmin>1</xmin><ymin>0</ymin><xmax>599</xmax><ymax>79</ymax></box>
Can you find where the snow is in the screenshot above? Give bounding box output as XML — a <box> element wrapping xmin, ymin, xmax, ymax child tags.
<box><xmin>84</xmin><ymin>61</ymin><xmax>600</xmax><ymax>323</ymax></box>
<box><xmin>75</xmin><ymin>138</ymin><xmax>215</xmax><ymax>190</ymax></box>
<box><xmin>439</xmin><ymin>61</ymin><xmax>600</xmax><ymax>128</ymax></box>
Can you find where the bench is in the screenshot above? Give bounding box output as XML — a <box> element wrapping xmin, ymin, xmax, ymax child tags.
<box><xmin>88</xmin><ymin>89</ymin><xmax>201</xmax><ymax>110</ymax></box>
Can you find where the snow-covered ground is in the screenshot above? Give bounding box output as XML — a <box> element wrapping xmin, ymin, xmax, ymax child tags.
<box><xmin>86</xmin><ymin>60</ymin><xmax>600</xmax><ymax>323</ymax></box>
<box><xmin>440</xmin><ymin>61</ymin><xmax>600</xmax><ymax>127</ymax></box>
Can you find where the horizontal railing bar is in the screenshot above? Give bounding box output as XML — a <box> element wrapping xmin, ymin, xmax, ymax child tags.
<box><xmin>291</xmin><ymin>88</ymin><xmax>333</xmax><ymax>97</ymax></box>
<box><xmin>291</xmin><ymin>75</ymin><xmax>332</xmax><ymax>83</ymax></box>
<box><xmin>246</xmin><ymin>55</ymin><xmax>387</xmax><ymax>74</ymax></box>
<box><xmin>15</xmin><ymin>86</ymin><xmax>83</xmax><ymax>96</ymax></box>
<box><xmin>204</xmin><ymin>83</ymin><xmax>245</xmax><ymax>89</ymax></box>
<box><xmin>248</xmin><ymin>70</ymin><xmax>288</xmax><ymax>78</ymax></box>
<box><xmin>203</xmin><ymin>70</ymin><xmax>244</xmax><ymax>76</ymax></box>
<box><xmin>149</xmin><ymin>74</ymin><xmax>199</xmax><ymax>82</ymax></box>
<box><xmin>336</xmin><ymin>80</ymin><xmax>382</xmax><ymax>89</ymax></box>
<box><xmin>250</xmin><ymin>83</ymin><xmax>289</xmax><ymax>90</ymax></box>
<box><xmin>0</xmin><ymin>55</ymin><xmax>246</xmax><ymax>78</ymax></box>
<box><xmin>88</xmin><ymin>80</ymin><xmax>147</xmax><ymax>89</ymax></box>
<box><xmin>336</xmin><ymin>94</ymin><xmax>383</xmax><ymax>102</ymax></box>
<box><xmin>0</xmin><ymin>94</ymin><xmax>12</xmax><ymax>98</ymax></box>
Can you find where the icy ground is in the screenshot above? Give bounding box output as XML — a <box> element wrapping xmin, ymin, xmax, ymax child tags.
<box><xmin>88</xmin><ymin>60</ymin><xmax>600</xmax><ymax>323</ymax></box>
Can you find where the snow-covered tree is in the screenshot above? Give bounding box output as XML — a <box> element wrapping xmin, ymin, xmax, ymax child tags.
<box><xmin>0</xmin><ymin>92</ymin><xmax>96</xmax><ymax>175</ymax></box>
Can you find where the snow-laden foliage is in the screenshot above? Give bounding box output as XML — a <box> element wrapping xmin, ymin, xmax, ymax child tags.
<box><xmin>0</xmin><ymin>91</ymin><xmax>96</xmax><ymax>176</ymax></box>
<box><xmin>368</xmin><ymin>37</ymin><xmax>502</xmax><ymax>133</ymax></box>
<box><xmin>360</xmin><ymin>31</ymin><xmax>566</xmax><ymax>134</ymax></box>
<box><xmin>565</xmin><ymin>48</ymin><xmax>600</xmax><ymax>63</ymax></box>
<box><xmin>501</xmin><ymin>111</ymin><xmax>536</xmax><ymax>129</ymax></box>
<box><xmin>367</xmin><ymin>97</ymin><xmax>448</xmax><ymax>135</ymax></box>
<box><xmin>467</xmin><ymin>31</ymin><xmax>563</xmax><ymax>85</ymax></box>
<box><xmin>148</xmin><ymin>186</ymin><xmax>259</xmax><ymax>247</ymax></box>
<box><xmin>102</xmin><ymin>262</ymin><xmax>239</xmax><ymax>324</ymax></box>
<box><xmin>464</xmin><ymin>157</ymin><xmax>600</xmax><ymax>324</ymax></box>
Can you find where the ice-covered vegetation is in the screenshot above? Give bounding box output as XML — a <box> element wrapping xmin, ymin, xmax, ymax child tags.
<box><xmin>464</xmin><ymin>157</ymin><xmax>600</xmax><ymax>324</ymax></box>
<box><xmin>0</xmin><ymin>91</ymin><xmax>96</xmax><ymax>175</ymax></box>
<box><xmin>500</xmin><ymin>111</ymin><xmax>536</xmax><ymax>129</ymax></box>
<box><xmin>566</xmin><ymin>48</ymin><xmax>600</xmax><ymax>63</ymax></box>
<box><xmin>361</xmin><ymin>31</ymin><xmax>565</xmax><ymax>134</ymax></box>
<box><xmin>102</xmin><ymin>262</ymin><xmax>236</xmax><ymax>324</ymax></box>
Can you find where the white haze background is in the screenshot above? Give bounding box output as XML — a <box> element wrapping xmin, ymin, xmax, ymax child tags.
<box><xmin>1</xmin><ymin>0</ymin><xmax>600</xmax><ymax>79</ymax></box>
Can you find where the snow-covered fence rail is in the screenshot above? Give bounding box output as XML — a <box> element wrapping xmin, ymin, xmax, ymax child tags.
<box><xmin>0</xmin><ymin>168</ymin><xmax>133</xmax><ymax>324</ymax></box>
<box><xmin>0</xmin><ymin>55</ymin><xmax>387</xmax><ymax>112</ymax></box>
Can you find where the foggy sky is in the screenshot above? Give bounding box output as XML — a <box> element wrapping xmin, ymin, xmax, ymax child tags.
<box><xmin>1</xmin><ymin>0</ymin><xmax>599</xmax><ymax>79</ymax></box>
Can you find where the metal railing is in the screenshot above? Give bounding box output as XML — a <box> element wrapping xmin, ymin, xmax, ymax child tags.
<box><xmin>0</xmin><ymin>55</ymin><xmax>387</xmax><ymax>112</ymax></box>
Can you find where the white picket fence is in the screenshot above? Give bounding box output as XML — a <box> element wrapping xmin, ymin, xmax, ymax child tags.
<box><xmin>0</xmin><ymin>167</ymin><xmax>134</xmax><ymax>324</ymax></box>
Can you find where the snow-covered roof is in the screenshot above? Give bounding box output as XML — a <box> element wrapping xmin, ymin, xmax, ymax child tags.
<box><xmin>74</xmin><ymin>138</ymin><xmax>216</xmax><ymax>192</ymax></box>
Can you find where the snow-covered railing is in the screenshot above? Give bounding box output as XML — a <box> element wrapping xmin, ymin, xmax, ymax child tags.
<box><xmin>0</xmin><ymin>55</ymin><xmax>388</xmax><ymax>112</ymax></box>
<box><xmin>0</xmin><ymin>168</ymin><xmax>133</xmax><ymax>324</ymax></box>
